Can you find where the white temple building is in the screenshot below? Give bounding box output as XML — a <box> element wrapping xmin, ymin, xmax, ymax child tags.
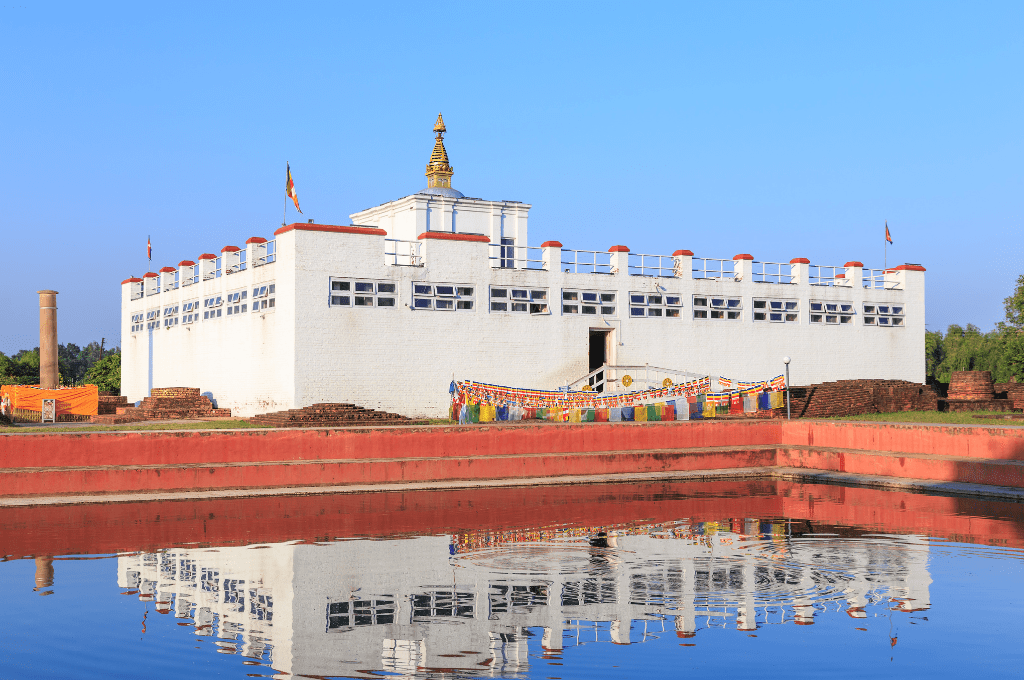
<box><xmin>120</xmin><ymin>114</ymin><xmax>926</xmax><ymax>418</ymax></box>
<box><xmin>116</xmin><ymin>523</ymin><xmax>932</xmax><ymax>678</ymax></box>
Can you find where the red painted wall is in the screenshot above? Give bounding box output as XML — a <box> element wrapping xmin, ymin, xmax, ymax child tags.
<box><xmin>2</xmin><ymin>420</ymin><xmax>1023</xmax><ymax>499</ymax></box>
<box><xmin>2</xmin><ymin>479</ymin><xmax>1022</xmax><ymax>560</ymax></box>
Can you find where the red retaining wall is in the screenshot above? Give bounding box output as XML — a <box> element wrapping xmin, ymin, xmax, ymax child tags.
<box><xmin>2</xmin><ymin>479</ymin><xmax>1022</xmax><ymax>560</ymax></box>
<box><xmin>780</xmin><ymin>420</ymin><xmax>1024</xmax><ymax>461</ymax></box>
<box><xmin>0</xmin><ymin>420</ymin><xmax>780</xmax><ymax>469</ymax></box>
<box><xmin>2</xmin><ymin>419</ymin><xmax>1024</xmax><ymax>499</ymax></box>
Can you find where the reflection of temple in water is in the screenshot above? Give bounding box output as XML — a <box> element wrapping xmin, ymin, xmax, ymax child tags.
<box><xmin>116</xmin><ymin>519</ymin><xmax>932</xmax><ymax>677</ymax></box>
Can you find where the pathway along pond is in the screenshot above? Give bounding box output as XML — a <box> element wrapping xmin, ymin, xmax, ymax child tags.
<box><xmin>1</xmin><ymin>479</ymin><xmax>1023</xmax><ymax>679</ymax></box>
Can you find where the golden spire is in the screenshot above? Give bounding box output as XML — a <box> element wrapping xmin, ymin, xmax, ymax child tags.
<box><xmin>425</xmin><ymin>112</ymin><xmax>454</xmax><ymax>189</ymax></box>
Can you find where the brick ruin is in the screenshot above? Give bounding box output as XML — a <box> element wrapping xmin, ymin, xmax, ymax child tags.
<box><xmin>785</xmin><ymin>379</ymin><xmax>940</xmax><ymax>419</ymax></box>
<box><xmin>248</xmin><ymin>403</ymin><xmax>421</xmax><ymax>427</ymax></box>
<box><xmin>91</xmin><ymin>387</ymin><xmax>232</xmax><ymax>425</ymax></box>
<box><xmin>944</xmin><ymin>371</ymin><xmax>1022</xmax><ymax>412</ymax></box>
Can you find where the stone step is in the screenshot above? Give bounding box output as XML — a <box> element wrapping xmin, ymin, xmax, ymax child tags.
<box><xmin>0</xmin><ymin>445</ymin><xmax>780</xmax><ymax>496</ymax></box>
<box><xmin>5</xmin><ymin>443</ymin><xmax>1024</xmax><ymax>498</ymax></box>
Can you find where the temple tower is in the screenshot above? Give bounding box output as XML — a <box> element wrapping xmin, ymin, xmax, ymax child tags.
<box><xmin>422</xmin><ymin>114</ymin><xmax>464</xmax><ymax>198</ymax></box>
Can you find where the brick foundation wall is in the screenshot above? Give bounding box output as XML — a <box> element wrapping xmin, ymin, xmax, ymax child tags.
<box><xmin>995</xmin><ymin>382</ymin><xmax>1024</xmax><ymax>409</ymax></box>
<box><xmin>787</xmin><ymin>379</ymin><xmax>938</xmax><ymax>418</ymax></box>
<box><xmin>949</xmin><ymin>371</ymin><xmax>996</xmax><ymax>400</ymax></box>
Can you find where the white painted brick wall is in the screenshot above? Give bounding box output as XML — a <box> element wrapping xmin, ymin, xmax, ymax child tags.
<box><xmin>123</xmin><ymin>226</ymin><xmax>924</xmax><ymax>419</ymax></box>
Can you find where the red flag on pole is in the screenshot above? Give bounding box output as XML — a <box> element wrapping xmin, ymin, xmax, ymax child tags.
<box><xmin>286</xmin><ymin>163</ymin><xmax>302</xmax><ymax>214</ymax></box>
<box><xmin>147</xmin><ymin>235</ymin><xmax>152</xmax><ymax>261</ymax></box>
<box><xmin>885</xmin><ymin>221</ymin><xmax>893</xmax><ymax>244</ymax></box>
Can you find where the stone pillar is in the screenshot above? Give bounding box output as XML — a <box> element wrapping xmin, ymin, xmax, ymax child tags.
<box><xmin>34</xmin><ymin>556</ymin><xmax>53</xmax><ymax>591</ymax></box>
<box><xmin>672</xmin><ymin>250</ymin><xmax>694</xmax><ymax>279</ymax></box>
<box><xmin>732</xmin><ymin>253</ymin><xmax>754</xmax><ymax>281</ymax></box>
<box><xmin>37</xmin><ymin>290</ymin><xmax>58</xmax><ymax>389</ymax></box>
<box><xmin>540</xmin><ymin>241</ymin><xmax>563</xmax><ymax>272</ymax></box>
<box><xmin>609</xmin><ymin>245</ymin><xmax>630</xmax><ymax>275</ymax></box>
<box><xmin>789</xmin><ymin>257</ymin><xmax>810</xmax><ymax>284</ymax></box>
<box><xmin>842</xmin><ymin>261</ymin><xmax>864</xmax><ymax>288</ymax></box>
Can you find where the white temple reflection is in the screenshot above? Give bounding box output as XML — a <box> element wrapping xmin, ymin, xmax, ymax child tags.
<box><xmin>116</xmin><ymin>519</ymin><xmax>931</xmax><ymax>677</ymax></box>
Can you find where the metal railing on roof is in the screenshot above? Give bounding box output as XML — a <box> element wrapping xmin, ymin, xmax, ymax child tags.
<box><xmin>489</xmin><ymin>243</ymin><xmax>545</xmax><ymax>269</ymax></box>
<box><xmin>561</xmin><ymin>249</ymin><xmax>613</xmax><ymax>274</ymax></box>
<box><xmin>385</xmin><ymin>239</ymin><xmax>424</xmax><ymax>267</ymax></box>
<box><xmin>628</xmin><ymin>253</ymin><xmax>676</xmax><ymax>278</ymax></box>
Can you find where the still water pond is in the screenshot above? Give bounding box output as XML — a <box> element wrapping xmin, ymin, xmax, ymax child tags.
<box><xmin>2</xmin><ymin>480</ymin><xmax>1023</xmax><ymax>679</ymax></box>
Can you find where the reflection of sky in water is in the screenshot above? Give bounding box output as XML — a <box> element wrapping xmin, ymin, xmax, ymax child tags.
<box><xmin>2</xmin><ymin>510</ymin><xmax>1023</xmax><ymax>678</ymax></box>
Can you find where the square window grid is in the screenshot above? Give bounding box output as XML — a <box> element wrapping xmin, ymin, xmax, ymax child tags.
<box><xmin>181</xmin><ymin>301</ymin><xmax>199</xmax><ymax>324</ymax></box>
<box><xmin>145</xmin><ymin>309</ymin><xmax>160</xmax><ymax>330</ymax></box>
<box><xmin>809</xmin><ymin>301</ymin><xmax>856</xmax><ymax>324</ymax></box>
<box><xmin>411</xmin><ymin>283</ymin><xmax>473</xmax><ymax>311</ymax></box>
<box><xmin>561</xmin><ymin>290</ymin><xmax>616</xmax><ymax>316</ymax></box>
<box><xmin>226</xmin><ymin>290</ymin><xmax>247</xmax><ymax>315</ymax></box>
<box><xmin>629</xmin><ymin>291</ymin><xmax>682</xmax><ymax>318</ymax></box>
<box><xmin>693</xmin><ymin>296</ymin><xmax>741</xmax><ymax>320</ymax></box>
<box><xmin>330</xmin><ymin>279</ymin><xmax>397</xmax><ymax>308</ymax></box>
<box><xmin>863</xmin><ymin>303</ymin><xmax>904</xmax><ymax>327</ymax></box>
<box><xmin>203</xmin><ymin>296</ymin><xmax>223</xmax><ymax>320</ymax></box>
<box><xmin>753</xmin><ymin>299</ymin><xmax>799</xmax><ymax>323</ymax></box>
<box><xmin>251</xmin><ymin>283</ymin><xmax>276</xmax><ymax>312</ymax></box>
<box><xmin>327</xmin><ymin>598</ymin><xmax>396</xmax><ymax>630</ymax></box>
<box><xmin>491</xmin><ymin>287</ymin><xmax>547</xmax><ymax>314</ymax></box>
<box><xmin>130</xmin><ymin>313</ymin><xmax>144</xmax><ymax>333</ymax></box>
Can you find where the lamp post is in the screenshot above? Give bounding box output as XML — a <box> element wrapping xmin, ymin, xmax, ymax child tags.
<box><xmin>782</xmin><ymin>356</ymin><xmax>791</xmax><ymax>420</ymax></box>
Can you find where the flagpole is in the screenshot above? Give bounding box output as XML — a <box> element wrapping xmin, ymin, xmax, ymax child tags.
<box><xmin>283</xmin><ymin>161</ymin><xmax>288</xmax><ymax>227</ymax></box>
<box><xmin>884</xmin><ymin>220</ymin><xmax>887</xmax><ymax>272</ymax></box>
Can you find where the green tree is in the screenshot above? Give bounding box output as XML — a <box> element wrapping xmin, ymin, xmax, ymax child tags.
<box><xmin>5</xmin><ymin>348</ymin><xmax>41</xmax><ymax>385</ymax></box>
<box><xmin>83</xmin><ymin>352</ymin><xmax>121</xmax><ymax>392</ymax></box>
<box><xmin>1000</xmin><ymin>274</ymin><xmax>1024</xmax><ymax>381</ymax></box>
<box><xmin>925</xmin><ymin>330</ymin><xmax>945</xmax><ymax>382</ymax></box>
<box><xmin>1002</xmin><ymin>274</ymin><xmax>1024</xmax><ymax>331</ymax></box>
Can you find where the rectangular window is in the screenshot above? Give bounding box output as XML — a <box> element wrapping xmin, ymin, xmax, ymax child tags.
<box><xmin>327</xmin><ymin>598</ymin><xmax>396</xmax><ymax>629</ymax></box>
<box><xmin>130</xmin><ymin>313</ymin><xmax>144</xmax><ymax>333</ymax></box>
<box><xmin>694</xmin><ymin>295</ymin><xmax>740</xmax><ymax>320</ymax></box>
<box><xmin>331</xmin><ymin>279</ymin><xmax>395</xmax><ymax>309</ymax></box>
<box><xmin>412</xmin><ymin>282</ymin><xmax>474</xmax><ymax>311</ymax></box>
<box><xmin>562</xmin><ymin>290</ymin><xmax>616</xmax><ymax>316</ymax></box>
<box><xmin>492</xmin><ymin>287</ymin><xmax>548</xmax><ymax>314</ymax></box>
<box><xmin>251</xmin><ymin>283</ymin><xmax>276</xmax><ymax>312</ymax></box>
<box><xmin>810</xmin><ymin>300</ymin><xmax>854</xmax><ymax>325</ymax></box>
<box><xmin>629</xmin><ymin>292</ymin><xmax>679</xmax><ymax>318</ymax></box>
<box><xmin>226</xmin><ymin>290</ymin><xmax>247</xmax><ymax>316</ymax></box>
<box><xmin>754</xmin><ymin>298</ymin><xmax>798</xmax><ymax>323</ymax></box>
<box><xmin>864</xmin><ymin>302</ymin><xmax>904</xmax><ymax>328</ymax></box>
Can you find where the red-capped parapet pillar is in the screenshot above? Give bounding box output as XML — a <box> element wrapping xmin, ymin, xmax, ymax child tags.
<box><xmin>37</xmin><ymin>290</ymin><xmax>58</xmax><ymax>389</ymax></box>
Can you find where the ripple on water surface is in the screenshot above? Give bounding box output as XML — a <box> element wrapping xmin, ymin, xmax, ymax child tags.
<box><xmin>1</xmin><ymin>480</ymin><xmax>1023</xmax><ymax>679</ymax></box>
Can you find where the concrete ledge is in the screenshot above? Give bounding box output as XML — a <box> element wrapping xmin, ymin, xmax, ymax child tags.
<box><xmin>4</xmin><ymin>420</ymin><xmax>1024</xmax><ymax>505</ymax></box>
<box><xmin>4</xmin><ymin>464</ymin><xmax>1023</xmax><ymax>508</ymax></box>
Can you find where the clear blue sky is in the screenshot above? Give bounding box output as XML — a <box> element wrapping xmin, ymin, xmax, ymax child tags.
<box><xmin>0</xmin><ymin>1</ymin><xmax>1020</xmax><ymax>355</ymax></box>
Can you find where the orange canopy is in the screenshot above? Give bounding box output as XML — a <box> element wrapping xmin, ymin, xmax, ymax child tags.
<box><xmin>0</xmin><ymin>384</ymin><xmax>99</xmax><ymax>416</ymax></box>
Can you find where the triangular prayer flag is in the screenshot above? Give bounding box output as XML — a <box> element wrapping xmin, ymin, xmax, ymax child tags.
<box><xmin>286</xmin><ymin>162</ymin><xmax>302</xmax><ymax>214</ymax></box>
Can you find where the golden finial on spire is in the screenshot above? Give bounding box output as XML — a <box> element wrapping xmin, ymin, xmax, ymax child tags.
<box><xmin>426</xmin><ymin>112</ymin><xmax>454</xmax><ymax>189</ymax></box>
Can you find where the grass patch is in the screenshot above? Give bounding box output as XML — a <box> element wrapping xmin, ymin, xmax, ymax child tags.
<box><xmin>2</xmin><ymin>419</ymin><xmax>271</xmax><ymax>434</ymax></box>
<box><xmin>817</xmin><ymin>410</ymin><xmax>1023</xmax><ymax>425</ymax></box>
